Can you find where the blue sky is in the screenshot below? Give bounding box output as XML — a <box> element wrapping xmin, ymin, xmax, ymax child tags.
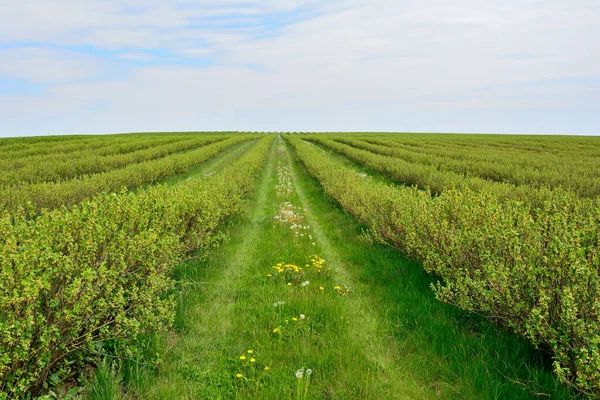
<box><xmin>0</xmin><ymin>0</ymin><xmax>599</xmax><ymax>137</ymax></box>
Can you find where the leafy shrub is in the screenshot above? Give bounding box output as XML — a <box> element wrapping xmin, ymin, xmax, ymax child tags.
<box><xmin>0</xmin><ymin>135</ymin><xmax>274</xmax><ymax>398</ymax></box>
<box><xmin>287</xmin><ymin>134</ymin><xmax>600</xmax><ymax>396</ymax></box>
<box><xmin>0</xmin><ymin>135</ymin><xmax>256</xmax><ymax>212</ymax></box>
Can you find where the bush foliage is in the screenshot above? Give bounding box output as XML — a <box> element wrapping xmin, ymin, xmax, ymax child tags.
<box><xmin>0</xmin><ymin>135</ymin><xmax>273</xmax><ymax>398</ymax></box>
<box><xmin>287</xmin><ymin>134</ymin><xmax>600</xmax><ymax>396</ymax></box>
<box><xmin>0</xmin><ymin>135</ymin><xmax>257</xmax><ymax>212</ymax></box>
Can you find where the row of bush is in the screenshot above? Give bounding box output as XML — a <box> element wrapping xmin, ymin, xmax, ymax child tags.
<box><xmin>0</xmin><ymin>135</ymin><xmax>274</xmax><ymax>398</ymax></box>
<box><xmin>0</xmin><ymin>135</ymin><xmax>256</xmax><ymax>212</ymax></box>
<box><xmin>0</xmin><ymin>135</ymin><xmax>224</xmax><ymax>186</ymax></box>
<box><xmin>330</xmin><ymin>135</ymin><xmax>600</xmax><ymax>198</ymax></box>
<box><xmin>287</xmin><ymin>135</ymin><xmax>600</xmax><ymax>396</ymax></box>
<box><xmin>307</xmin><ymin>135</ymin><xmax>594</xmax><ymax>209</ymax></box>
<box><xmin>0</xmin><ymin>135</ymin><xmax>124</xmax><ymax>161</ymax></box>
<box><xmin>356</xmin><ymin>132</ymin><xmax>600</xmax><ymax>159</ymax></box>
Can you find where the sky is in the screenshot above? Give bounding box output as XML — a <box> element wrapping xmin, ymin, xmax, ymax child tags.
<box><xmin>0</xmin><ymin>0</ymin><xmax>599</xmax><ymax>137</ymax></box>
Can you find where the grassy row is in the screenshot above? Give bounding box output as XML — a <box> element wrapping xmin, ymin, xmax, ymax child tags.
<box><xmin>333</xmin><ymin>135</ymin><xmax>600</xmax><ymax>196</ymax></box>
<box><xmin>0</xmin><ymin>135</ymin><xmax>120</xmax><ymax>160</ymax></box>
<box><xmin>287</xmin><ymin>134</ymin><xmax>600</xmax><ymax>396</ymax></box>
<box><xmin>0</xmin><ymin>132</ymin><xmax>228</xmax><ymax>161</ymax></box>
<box><xmin>0</xmin><ymin>135</ymin><xmax>274</xmax><ymax>398</ymax></box>
<box><xmin>0</xmin><ymin>135</ymin><xmax>257</xmax><ymax>212</ymax></box>
<box><xmin>0</xmin><ymin>135</ymin><xmax>226</xmax><ymax>186</ymax></box>
<box><xmin>370</xmin><ymin>135</ymin><xmax>600</xmax><ymax>160</ymax></box>
<box><xmin>359</xmin><ymin>132</ymin><xmax>600</xmax><ymax>157</ymax></box>
<box><xmin>305</xmin><ymin>135</ymin><xmax>594</xmax><ymax>208</ymax></box>
<box><xmin>0</xmin><ymin>135</ymin><xmax>192</xmax><ymax>172</ymax></box>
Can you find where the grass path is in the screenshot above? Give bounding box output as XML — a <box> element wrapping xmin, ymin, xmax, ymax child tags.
<box><xmin>142</xmin><ymin>137</ymin><xmax>278</xmax><ymax>397</ymax></box>
<box><xmin>159</xmin><ymin>139</ymin><xmax>258</xmax><ymax>185</ymax></box>
<box><xmin>279</xmin><ymin>140</ymin><xmax>429</xmax><ymax>398</ymax></box>
<box><xmin>138</xmin><ymin>136</ymin><xmax>426</xmax><ymax>398</ymax></box>
<box><xmin>133</xmin><ymin>135</ymin><xmax>571</xmax><ymax>399</ymax></box>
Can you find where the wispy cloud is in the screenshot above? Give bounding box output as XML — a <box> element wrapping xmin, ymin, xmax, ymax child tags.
<box><xmin>117</xmin><ymin>51</ymin><xmax>154</xmax><ymax>61</ymax></box>
<box><xmin>0</xmin><ymin>46</ymin><xmax>103</xmax><ymax>83</ymax></box>
<box><xmin>0</xmin><ymin>0</ymin><xmax>599</xmax><ymax>136</ymax></box>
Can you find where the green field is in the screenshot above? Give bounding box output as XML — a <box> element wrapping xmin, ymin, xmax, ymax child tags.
<box><xmin>1</xmin><ymin>132</ymin><xmax>598</xmax><ymax>399</ymax></box>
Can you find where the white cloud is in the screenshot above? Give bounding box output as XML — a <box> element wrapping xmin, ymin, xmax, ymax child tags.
<box><xmin>0</xmin><ymin>0</ymin><xmax>598</xmax><ymax>135</ymax></box>
<box><xmin>224</xmin><ymin>0</ymin><xmax>600</xmax><ymax>91</ymax></box>
<box><xmin>0</xmin><ymin>47</ymin><xmax>102</xmax><ymax>83</ymax></box>
<box><xmin>176</xmin><ymin>48</ymin><xmax>213</xmax><ymax>58</ymax></box>
<box><xmin>0</xmin><ymin>1</ymin><xmax>341</xmax><ymax>46</ymax></box>
<box><xmin>117</xmin><ymin>51</ymin><xmax>153</xmax><ymax>61</ymax></box>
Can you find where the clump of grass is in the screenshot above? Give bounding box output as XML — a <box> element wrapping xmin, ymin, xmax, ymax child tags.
<box><xmin>85</xmin><ymin>360</ymin><xmax>122</xmax><ymax>400</ymax></box>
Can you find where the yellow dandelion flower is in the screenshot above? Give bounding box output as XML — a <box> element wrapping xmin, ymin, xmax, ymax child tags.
<box><xmin>292</xmin><ymin>317</ymin><xmax>298</xmax><ymax>321</ymax></box>
<box><xmin>250</xmin><ymin>358</ymin><xmax>256</xmax><ymax>363</ymax></box>
<box><xmin>273</xmin><ymin>328</ymin><xmax>279</xmax><ymax>333</ymax></box>
<box><xmin>247</xmin><ymin>349</ymin><xmax>254</xmax><ymax>354</ymax></box>
<box><xmin>287</xmin><ymin>282</ymin><xmax>292</xmax><ymax>286</ymax></box>
<box><xmin>267</xmin><ymin>273</ymin><xmax>272</xmax><ymax>277</ymax></box>
<box><xmin>334</xmin><ymin>285</ymin><xmax>341</xmax><ymax>290</ymax></box>
<box><xmin>240</xmin><ymin>355</ymin><xmax>246</xmax><ymax>360</ymax></box>
<box><xmin>236</xmin><ymin>373</ymin><xmax>243</xmax><ymax>378</ymax></box>
<box><xmin>264</xmin><ymin>366</ymin><xmax>270</xmax><ymax>371</ymax></box>
<box><xmin>319</xmin><ymin>286</ymin><xmax>324</xmax><ymax>291</ymax></box>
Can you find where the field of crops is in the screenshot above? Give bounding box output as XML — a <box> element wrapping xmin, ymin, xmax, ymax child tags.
<box><xmin>1</xmin><ymin>132</ymin><xmax>599</xmax><ymax>399</ymax></box>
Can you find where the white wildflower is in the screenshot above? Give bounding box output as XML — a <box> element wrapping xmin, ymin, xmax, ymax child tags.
<box><xmin>296</xmin><ymin>368</ymin><xmax>304</xmax><ymax>379</ymax></box>
<box><xmin>300</xmin><ymin>314</ymin><xmax>305</xmax><ymax>320</ymax></box>
<box><xmin>306</xmin><ymin>369</ymin><xmax>312</xmax><ymax>376</ymax></box>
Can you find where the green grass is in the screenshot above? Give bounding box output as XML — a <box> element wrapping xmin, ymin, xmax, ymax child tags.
<box><xmin>284</xmin><ymin>139</ymin><xmax>577</xmax><ymax>399</ymax></box>
<box><xmin>90</xmin><ymin>135</ymin><xmax>574</xmax><ymax>399</ymax></box>
<box><xmin>130</xmin><ymin>137</ymin><xmax>428</xmax><ymax>398</ymax></box>
<box><xmin>86</xmin><ymin>359</ymin><xmax>122</xmax><ymax>400</ymax></box>
<box><xmin>158</xmin><ymin>139</ymin><xmax>258</xmax><ymax>185</ymax></box>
